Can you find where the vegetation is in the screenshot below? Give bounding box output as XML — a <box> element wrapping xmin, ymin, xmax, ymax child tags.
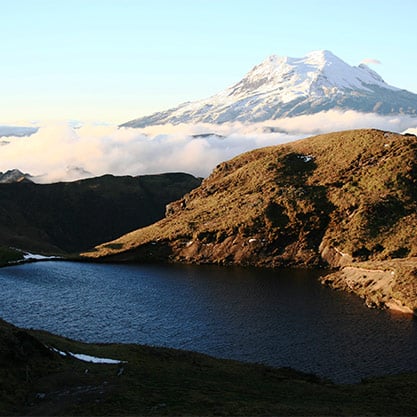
<box><xmin>83</xmin><ymin>129</ymin><xmax>417</xmax><ymax>312</ymax></box>
<box><xmin>1</xmin><ymin>317</ymin><xmax>417</xmax><ymax>416</ymax></box>
<box><xmin>0</xmin><ymin>246</ymin><xmax>23</xmax><ymax>266</ymax></box>
<box><xmin>85</xmin><ymin>130</ymin><xmax>417</xmax><ymax>265</ymax></box>
<box><xmin>3</xmin><ymin>129</ymin><xmax>417</xmax><ymax>414</ymax></box>
<box><xmin>0</xmin><ymin>172</ymin><xmax>201</xmax><ymax>255</ymax></box>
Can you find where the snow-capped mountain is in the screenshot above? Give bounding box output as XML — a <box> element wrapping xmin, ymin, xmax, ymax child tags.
<box><xmin>121</xmin><ymin>50</ymin><xmax>417</xmax><ymax>127</ymax></box>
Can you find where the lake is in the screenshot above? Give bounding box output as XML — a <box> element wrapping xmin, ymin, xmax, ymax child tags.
<box><xmin>1</xmin><ymin>261</ymin><xmax>416</xmax><ymax>383</ymax></box>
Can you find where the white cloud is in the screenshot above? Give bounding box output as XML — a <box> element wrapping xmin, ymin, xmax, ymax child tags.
<box><xmin>360</xmin><ymin>58</ymin><xmax>382</xmax><ymax>65</ymax></box>
<box><xmin>1</xmin><ymin>111</ymin><xmax>416</xmax><ymax>183</ymax></box>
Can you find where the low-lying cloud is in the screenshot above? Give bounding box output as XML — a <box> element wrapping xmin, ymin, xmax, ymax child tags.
<box><xmin>1</xmin><ymin>110</ymin><xmax>416</xmax><ymax>183</ymax></box>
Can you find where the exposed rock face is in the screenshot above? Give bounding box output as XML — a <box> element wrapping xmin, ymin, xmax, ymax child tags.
<box><xmin>321</xmin><ymin>259</ymin><xmax>417</xmax><ymax>315</ymax></box>
<box><xmin>84</xmin><ymin>129</ymin><xmax>417</xmax><ymax>312</ymax></box>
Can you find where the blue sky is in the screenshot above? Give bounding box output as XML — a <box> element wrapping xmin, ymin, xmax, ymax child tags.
<box><xmin>2</xmin><ymin>0</ymin><xmax>417</xmax><ymax>123</ymax></box>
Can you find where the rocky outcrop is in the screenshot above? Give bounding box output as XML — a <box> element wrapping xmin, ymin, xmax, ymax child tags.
<box><xmin>319</xmin><ymin>240</ymin><xmax>353</xmax><ymax>268</ymax></box>
<box><xmin>321</xmin><ymin>262</ymin><xmax>417</xmax><ymax>315</ymax></box>
<box><xmin>0</xmin><ymin>169</ymin><xmax>33</xmax><ymax>183</ymax></box>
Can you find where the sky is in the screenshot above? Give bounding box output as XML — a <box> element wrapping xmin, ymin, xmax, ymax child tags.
<box><xmin>1</xmin><ymin>0</ymin><xmax>417</xmax><ymax>124</ymax></box>
<box><xmin>1</xmin><ymin>0</ymin><xmax>417</xmax><ymax>182</ymax></box>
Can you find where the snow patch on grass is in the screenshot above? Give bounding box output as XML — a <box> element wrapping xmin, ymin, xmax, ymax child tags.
<box><xmin>51</xmin><ymin>347</ymin><xmax>126</xmax><ymax>364</ymax></box>
<box><xmin>23</xmin><ymin>252</ymin><xmax>60</xmax><ymax>261</ymax></box>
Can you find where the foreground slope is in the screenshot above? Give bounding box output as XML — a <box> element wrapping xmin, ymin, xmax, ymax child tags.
<box><xmin>122</xmin><ymin>50</ymin><xmax>417</xmax><ymax>127</ymax></box>
<box><xmin>85</xmin><ymin>129</ymin><xmax>417</xmax><ymax>312</ymax></box>
<box><xmin>0</xmin><ymin>172</ymin><xmax>201</xmax><ymax>254</ymax></box>
<box><xmin>1</xmin><ymin>317</ymin><xmax>417</xmax><ymax>416</ymax></box>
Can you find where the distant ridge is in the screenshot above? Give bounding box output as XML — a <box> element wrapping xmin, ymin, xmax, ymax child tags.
<box><xmin>0</xmin><ymin>172</ymin><xmax>201</xmax><ymax>253</ymax></box>
<box><xmin>122</xmin><ymin>50</ymin><xmax>417</xmax><ymax>127</ymax></box>
<box><xmin>0</xmin><ymin>169</ymin><xmax>33</xmax><ymax>183</ymax></box>
<box><xmin>0</xmin><ymin>125</ymin><xmax>38</xmax><ymax>137</ymax></box>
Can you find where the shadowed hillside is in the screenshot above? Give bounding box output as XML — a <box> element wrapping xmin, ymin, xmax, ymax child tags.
<box><xmin>84</xmin><ymin>129</ymin><xmax>417</xmax><ymax>313</ymax></box>
<box><xmin>1</xmin><ymin>317</ymin><xmax>417</xmax><ymax>416</ymax></box>
<box><xmin>0</xmin><ymin>173</ymin><xmax>201</xmax><ymax>255</ymax></box>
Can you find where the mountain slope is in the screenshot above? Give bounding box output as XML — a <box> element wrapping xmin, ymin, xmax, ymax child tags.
<box><xmin>84</xmin><ymin>129</ymin><xmax>417</xmax><ymax>312</ymax></box>
<box><xmin>121</xmin><ymin>50</ymin><xmax>417</xmax><ymax>127</ymax></box>
<box><xmin>0</xmin><ymin>172</ymin><xmax>201</xmax><ymax>254</ymax></box>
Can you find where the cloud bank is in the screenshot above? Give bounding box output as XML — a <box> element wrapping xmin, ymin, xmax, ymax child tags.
<box><xmin>1</xmin><ymin>110</ymin><xmax>416</xmax><ymax>183</ymax></box>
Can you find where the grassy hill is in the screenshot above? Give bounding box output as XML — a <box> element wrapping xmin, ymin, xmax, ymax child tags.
<box><xmin>1</xmin><ymin>317</ymin><xmax>417</xmax><ymax>416</ymax></box>
<box><xmin>83</xmin><ymin>129</ymin><xmax>417</xmax><ymax>313</ymax></box>
<box><xmin>0</xmin><ymin>172</ymin><xmax>201</xmax><ymax>256</ymax></box>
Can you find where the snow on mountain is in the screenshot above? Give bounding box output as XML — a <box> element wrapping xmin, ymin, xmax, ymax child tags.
<box><xmin>122</xmin><ymin>50</ymin><xmax>417</xmax><ymax>128</ymax></box>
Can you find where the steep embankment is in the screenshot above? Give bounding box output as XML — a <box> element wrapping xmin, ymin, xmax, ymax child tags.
<box><xmin>0</xmin><ymin>172</ymin><xmax>201</xmax><ymax>255</ymax></box>
<box><xmin>84</xmin><ymin>129</ymin><xmax>417</xmax><ymax>313</ymax></box>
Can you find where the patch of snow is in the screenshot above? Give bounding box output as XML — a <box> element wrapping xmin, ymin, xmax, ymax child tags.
<box><xmin>23</xmin><ymin>252</ymin><xmax>59</xmax><ymax>261</ymax></box>
<box><xmin>51</xmin><ymin>347</ymin><xmax>126</xmax><ymax>364</ymax></box>
<box><xmin>298</xmin><ymin>155</ymin><xmax>313</xmax><ymax>162</ymax></box>
<box><xmin>72</xmin><ymin>353</ymin><xmax>125</xmax><ymax>364</ymax></box>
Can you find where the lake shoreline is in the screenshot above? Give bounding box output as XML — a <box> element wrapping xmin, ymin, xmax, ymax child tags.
<box><xmin>2</xmin><ymin>316</ymin><xmax>417</xmax><ymax>416</ymax></box>
<box><xmin>40</xmin><ymin>252</ymin><xmax>417</xmax><ymax>317</ymax></box>
<box><xmin>3</xmin><ymin>252</ymin><xmax>417</xmax><ymax>318</ymax></box>
<box><xmin>1</xmin><ymin>261</ymin><xmax>417</xmax><ymax>385</ymax></box>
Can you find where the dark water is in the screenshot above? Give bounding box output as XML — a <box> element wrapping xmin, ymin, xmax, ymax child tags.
<box><xmin>1</xmin><ymin>261</ymin><xmax>416</xmax><ymax>383</ymax></box>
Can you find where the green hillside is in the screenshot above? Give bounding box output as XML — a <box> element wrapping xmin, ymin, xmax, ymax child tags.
<box><xmin>84</xmin><ymin>129</ymin><xmax>417</xmax><ymax>313</ymax></box>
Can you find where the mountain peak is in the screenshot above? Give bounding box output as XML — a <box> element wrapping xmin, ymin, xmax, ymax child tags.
<box><xmin>121</xmin><ymin>51</ymin><xmax>417</xmax><ymax>127</ymax></box>
<box><xmin>0</xmin><ymin>169</ymin><xmax>33</xmax><ymax>184</ymax></box>
<box><xmin>305</xmin><ymin>49</ymin><xmax>339</xmax><ymax>62</ymax></box>
<box><xmin>233</xmin><ymin>49</ymin><xmax>369</xmax><ymax>98</ymax></box>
